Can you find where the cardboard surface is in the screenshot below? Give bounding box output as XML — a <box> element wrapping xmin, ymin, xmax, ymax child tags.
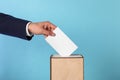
<box><xmin>50</xmin><ymin>54</ymin><xmax>84</xmax><ymax>80</ymax></box>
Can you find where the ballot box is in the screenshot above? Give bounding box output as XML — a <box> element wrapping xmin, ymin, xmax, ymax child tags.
<box><xmin>50</xmin><ymin>54</ymin><xmax>84</xmax><ymax>80</ymax></box>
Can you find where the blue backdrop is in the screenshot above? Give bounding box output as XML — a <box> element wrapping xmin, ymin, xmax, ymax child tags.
<box><xmin>0</xmin><ymin>0</ymin><xmax>120</xmax><ymax>80</ymax></box>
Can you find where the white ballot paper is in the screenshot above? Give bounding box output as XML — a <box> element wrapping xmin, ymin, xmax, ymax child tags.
<box><xmin>45</xmin><ymin>27</ymin><xmax>78</xmax><ymax>57</ymax></box>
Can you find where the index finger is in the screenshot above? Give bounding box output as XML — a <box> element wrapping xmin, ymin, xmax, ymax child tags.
<box><xmin>50</xmin><ymin>23</ymin><xmax>57</xmax><ymax>30</ymax></box>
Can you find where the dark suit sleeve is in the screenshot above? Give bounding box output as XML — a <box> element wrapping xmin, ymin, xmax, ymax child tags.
<box><xmin>0</xmin><ymin>13</ymin><xmax>33</xmax><ymax>40</ymax></box>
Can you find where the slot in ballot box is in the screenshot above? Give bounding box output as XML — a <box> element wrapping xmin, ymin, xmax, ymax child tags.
<box><xmin>50</xmin><ymin>54</ymin><xmax>84</xmax><ymax>80</ymax></box>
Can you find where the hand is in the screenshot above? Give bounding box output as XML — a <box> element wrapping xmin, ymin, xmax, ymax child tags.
<box><xmin>28</xmin><ymin>21</ymin><xmax>56</xmax><ymax>37</ymax></box>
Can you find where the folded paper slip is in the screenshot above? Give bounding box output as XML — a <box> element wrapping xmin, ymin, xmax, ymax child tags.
<box><xmin>45</xmin><ymin>27</ymin><xmax>78</xmax><ymax>57</ymax></box>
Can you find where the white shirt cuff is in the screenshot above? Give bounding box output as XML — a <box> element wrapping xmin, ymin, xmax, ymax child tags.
<box><xmin>26</xmin><ymin>22</ymin><xmax>33</xmax><ymax>37</ymax></box>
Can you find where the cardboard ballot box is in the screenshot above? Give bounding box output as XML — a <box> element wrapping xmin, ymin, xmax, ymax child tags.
<box><xmin>50</xmin><ymin>54</ymin><xmax>84</xmax><ymax>80</ymax></box>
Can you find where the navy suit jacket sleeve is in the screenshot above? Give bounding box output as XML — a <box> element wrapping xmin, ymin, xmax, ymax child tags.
<box><xmin>0</xmin><ymin>13</ymin><xmax>33</xmax><ymax>40</ymax></box>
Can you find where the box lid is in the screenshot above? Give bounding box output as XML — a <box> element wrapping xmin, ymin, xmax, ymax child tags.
<box><xmin>51</xmin><ymin>54</ymin><xmax>83</xmax><ymax>58</ymax></box>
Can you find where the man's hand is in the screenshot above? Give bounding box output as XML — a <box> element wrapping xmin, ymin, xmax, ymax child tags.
<box><xmin>28</xmin><ymin>21</ymin><xmax>56</xmax><ymax>37</ymax></box>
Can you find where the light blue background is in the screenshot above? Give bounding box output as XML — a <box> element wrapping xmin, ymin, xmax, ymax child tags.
<box><xmin>0</xmin><ymin>0</ymin><xmax>120</xmax><ymax>80</ymax></box>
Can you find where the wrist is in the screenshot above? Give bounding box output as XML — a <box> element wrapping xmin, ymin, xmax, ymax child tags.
<box><xmin>29</xmin><ymin>22</ymin><xmax>36</xmax><ymax>34</ymax></box>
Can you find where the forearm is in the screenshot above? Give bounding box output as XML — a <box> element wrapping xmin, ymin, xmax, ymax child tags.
<box><xmin>0</xmin><ymin>13</ymin><xmax>33</xmax><ymax>40</ymax></box>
